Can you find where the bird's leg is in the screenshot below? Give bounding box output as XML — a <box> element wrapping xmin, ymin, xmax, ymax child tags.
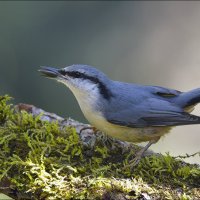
<box><xmin>124</xmin><ymin>138</ymin><xmax>160</xmax><ymax>169</ymax></box>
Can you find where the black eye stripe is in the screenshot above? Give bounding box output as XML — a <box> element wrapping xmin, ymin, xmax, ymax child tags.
<box><xmin>59</xmin><ymin>70</ymin><xmax>83</xmax><ymax>78</ymax></box>
<box><xmin>67</xmin><ymin>71</ymin><xmax>83</xmax><ymax>78</ymax></box>
<box><xmin>59</xmin><ymin>70</ymin><xmax>68</xmax><ymax>76</ymax></box>
<box><xmin>58</xmin><ymin>70</ymin><xmax>113</xmax><ymax>100</ymax></box>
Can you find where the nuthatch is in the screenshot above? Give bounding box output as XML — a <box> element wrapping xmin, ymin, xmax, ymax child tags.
<box><xmin>39</xmin><ymin>64</ymin><xmax>200</xmax><ymax>166</ymax></box>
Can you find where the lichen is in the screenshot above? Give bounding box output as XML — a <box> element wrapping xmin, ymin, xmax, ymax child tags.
<box><xmin>0</xmin><ymin>95</ymin><xmax>199</xmax><ymax>200</ymax></box>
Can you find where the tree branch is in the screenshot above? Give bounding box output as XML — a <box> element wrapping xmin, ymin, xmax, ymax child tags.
<box><xmin>0</xmin><ymin>96</ymin><xmax>199</xmax><ymax>200</ymax></box>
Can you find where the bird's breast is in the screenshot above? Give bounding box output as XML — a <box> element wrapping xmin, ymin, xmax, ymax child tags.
<box><xmin>73</xmin><ymin>89</ymin><xmax>171</xmax><ymax>143</ymax></box>
<box><xmin>78</xmin><ymin>101</ymin><xmax>171</xmax><ymax>143</ymax></box>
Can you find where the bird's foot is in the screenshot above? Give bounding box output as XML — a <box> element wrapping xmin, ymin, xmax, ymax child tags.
<box><xmin>123</xmin><ymin>139</ymin><xmax>159</xmax><ymax>170</ymax></box>
<box><xmin>123</xmin><ymin>151</ymin><xmax>144</xmax><ymax>170</ymax></box>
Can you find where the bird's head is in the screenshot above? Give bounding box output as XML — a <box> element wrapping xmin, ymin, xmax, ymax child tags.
<box><xmin>39</xmin><ymin>64</ymin><xmax>113</xmax><ymax>100</ymax></box>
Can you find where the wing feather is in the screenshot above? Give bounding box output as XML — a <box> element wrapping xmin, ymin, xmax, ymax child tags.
<box><xmin>105</xmin><ymin>83</ymin><xmax>200</xmax><ymax>128</ymax></box>
<box><xmin>107</xmin><ymin>111</ymin><xmax>200</xmax><ymax>128</ymax></box>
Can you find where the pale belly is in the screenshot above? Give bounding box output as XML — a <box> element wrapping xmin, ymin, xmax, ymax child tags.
<box><xmin>81</xmin><ymin>104</ymin><xmax>171</xmax><ymax>143</ymax></box>
<box><xmin>74</xmin><ymin>90</ymin><xmax>171</xmax><ymax>143</ymax></box>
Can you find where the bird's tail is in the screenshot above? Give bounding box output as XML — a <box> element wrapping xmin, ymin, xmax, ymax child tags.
<box><xmin>175</xmin><ymin>88</ymin><xmax>200</xmax><ymax>110</ymax></box>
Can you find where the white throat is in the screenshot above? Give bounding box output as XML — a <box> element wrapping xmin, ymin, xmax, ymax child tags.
<box><xmin>62</xmin><ymin>80</ymin><xmax>102</xmax><ymax>122</ymax></box>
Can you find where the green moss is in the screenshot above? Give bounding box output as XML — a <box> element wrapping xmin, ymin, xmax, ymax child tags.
<box><xmin>0</xmin><ymin>95</ymin><xmax>199</xmax><ymax>199</ymax></box>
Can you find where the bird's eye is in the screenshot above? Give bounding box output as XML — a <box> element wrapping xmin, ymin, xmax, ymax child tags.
<box><xmin>59</xmin><ymin>70</ymin><xmax>83</xmax><ymax>78</ymax></box>
<box><xmin>74</xmin><ymin>71</ymin><xmax>82</xmax><ymax>77</ymax></box>
<box><xmin>67</xmin><ymin>71</ymin><xmax>83</xmax><ymax>78</ymax></box>
<box><xmin>59</xmin><ymin>70</ymin><xmax>67</xmax><ymax>76</ymax></box>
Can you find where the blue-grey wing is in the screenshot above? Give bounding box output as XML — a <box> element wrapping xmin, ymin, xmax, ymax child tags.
<box><xmin>105</xmin><ymin>84</ymin><xmax>200</xmax><ymax>128</ymax></box>
<box><xmin>148</xmin><ymin>85</ymin><xmax>181</xmax><ymax>97</ymax></box>
<box><xmin>107</xmin><ymin>109</ymin><xmax>200</xmax><ymax>128</ymax></box>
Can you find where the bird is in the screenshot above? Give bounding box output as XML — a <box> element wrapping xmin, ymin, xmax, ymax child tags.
<box><xmin>39</xmin><ymin>64</ymin><xmax>200</xmax><ymax>167</ymax></box>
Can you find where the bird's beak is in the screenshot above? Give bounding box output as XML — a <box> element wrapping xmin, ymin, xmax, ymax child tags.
<box><xmin>38</xmin><ymin>66</ymin><xmax>61</xmax><ymax>78</ymax></box>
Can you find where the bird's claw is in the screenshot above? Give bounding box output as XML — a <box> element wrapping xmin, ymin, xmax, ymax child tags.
<box><xmin>123</xmin><ymin>154</ymin><xmax>143</xmax><ymax>170</ymax></box>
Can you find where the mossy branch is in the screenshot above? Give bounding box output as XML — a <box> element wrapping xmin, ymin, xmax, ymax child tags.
<box><xmin>0</xmin><ymin>95</ymin><xmax>199</xmax><ymax>200</ymax></box>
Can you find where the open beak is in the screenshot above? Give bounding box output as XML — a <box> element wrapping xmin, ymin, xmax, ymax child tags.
<box><xmin>38</xmin><ymin>66</ymin><xmax>60</xmax><ymax>78</ymax></box>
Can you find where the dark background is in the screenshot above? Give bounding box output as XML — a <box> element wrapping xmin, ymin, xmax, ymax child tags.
<box><xmin>0</xmin><ymin>1</ymin><xmax>200</xmax><ymax>164</ymax></box>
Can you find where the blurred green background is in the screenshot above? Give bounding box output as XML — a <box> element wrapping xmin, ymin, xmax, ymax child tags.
<box><xmin>0</xmin><ymin>1</ymin><xmax>200</xmax><ymax>167</ymax></box>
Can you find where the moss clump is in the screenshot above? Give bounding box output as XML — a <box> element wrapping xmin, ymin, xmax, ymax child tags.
<box><xmin>0</xmin><ymin>95</ymin><xmax>199</xmax><ymax>199</ymax></box>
